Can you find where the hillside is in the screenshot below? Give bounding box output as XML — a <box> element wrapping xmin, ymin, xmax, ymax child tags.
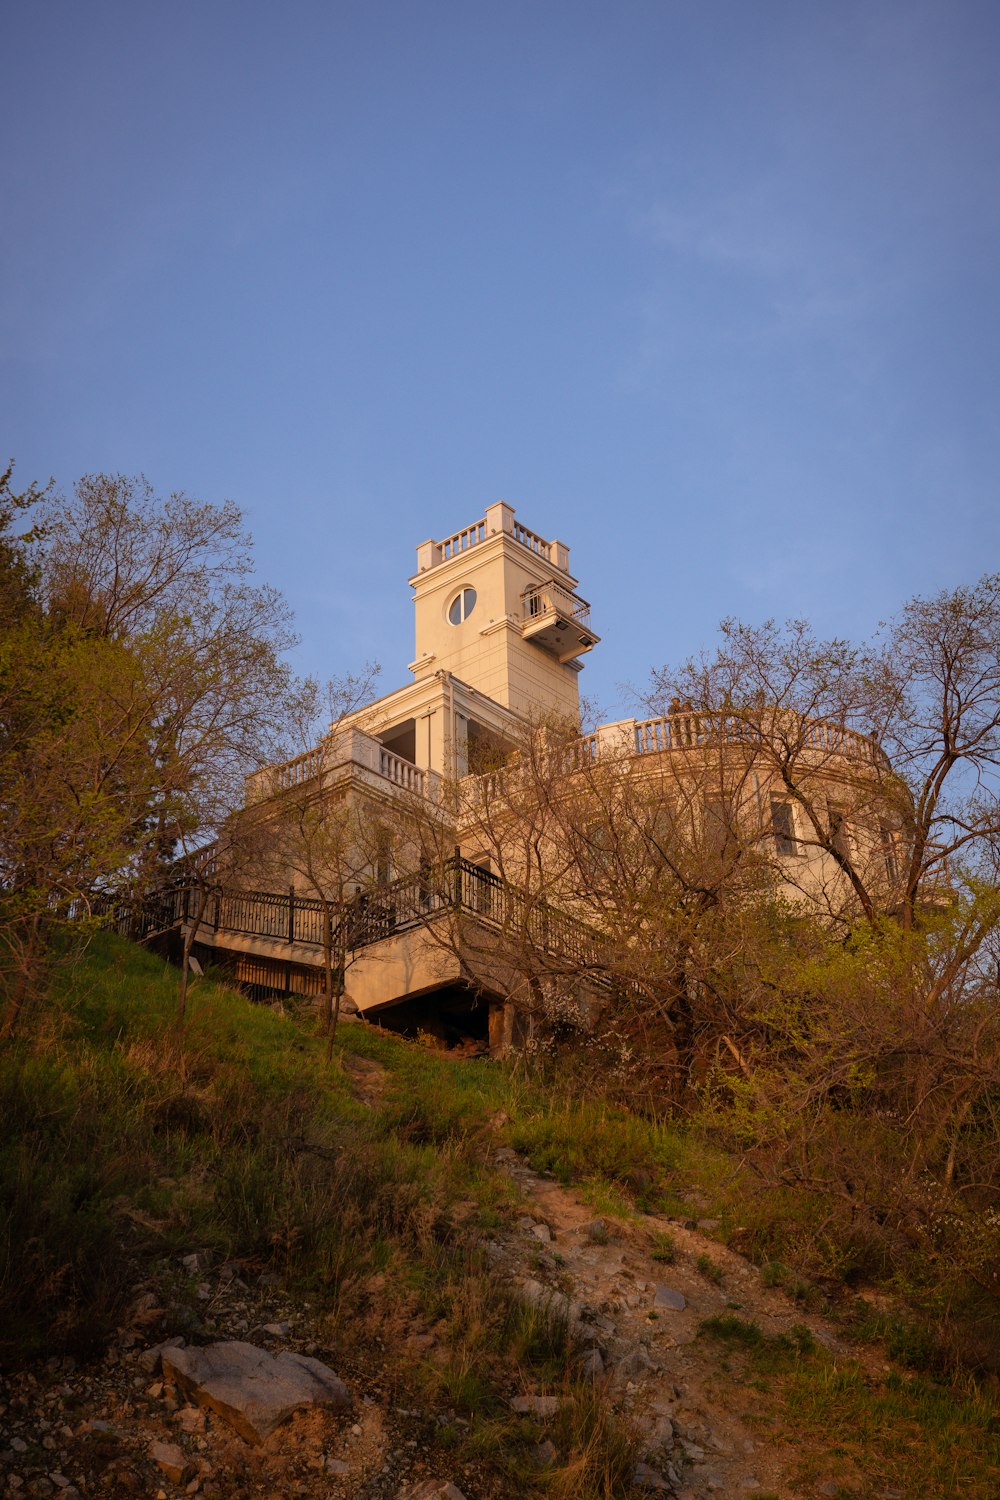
<box><xmin>1</xmin><ymin>937</ymin><xmax>998</xmax><ymax>1499</ymax></box>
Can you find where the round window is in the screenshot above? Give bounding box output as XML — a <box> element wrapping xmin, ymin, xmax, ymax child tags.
<box><xmin>448</xmin><ymin>587</ymin><xmax>477</xmax><ymax>625</ymax></box>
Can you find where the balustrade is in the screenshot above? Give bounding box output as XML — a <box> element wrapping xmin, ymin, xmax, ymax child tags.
<box><xmin>630</xmin><ymin>712</ymin><xmax>886</xmax><ymax>767</ymax></box>
<box><xmin>512</xmin><ymin>520</ymin><xmax>551</xmax><ymax>559</ymax></box>
<box><xmin>379</xmin><ymin>747</ymin><xmax>427</xmax><ymax>795</ymax></box>
<box><xmin>440</xmin><ymin>519</ymin><xmax>486</xmax><ymax>559</ymax></box>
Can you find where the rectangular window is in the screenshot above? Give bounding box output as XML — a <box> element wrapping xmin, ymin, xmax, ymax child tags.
<box><xmin>585</xmin><ymin>822</ymin><xmax>614</xmax><ymax>881</ymax></box>
<box><xmin>375</xmin><ymin>832</ymin><xmax>392</xmax><ymax>886</ymax></box>
<box><xmin>829</xmin><ymin>806</ymin><xmax>850</xmax><ymax>860</ymax></box>
<box><xmin>880</xmin><ymin>823</ymin><xmax>898</xmax><ymax>882</ymax></box>
<box><xmin>771</xmin><ymin>799</ymin><xmax>797</xmax><ymax>857</ymax></box>
<box><xmin>703</xmin><ymin>796</ymin><xmax>737</xmax><ymax>863</ymax></box>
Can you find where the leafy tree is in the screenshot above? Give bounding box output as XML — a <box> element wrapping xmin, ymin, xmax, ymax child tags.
<box><xmin>0</xmin><ymin>470</ymin><xmax>302</xmax><ymax>1034</ymax></box>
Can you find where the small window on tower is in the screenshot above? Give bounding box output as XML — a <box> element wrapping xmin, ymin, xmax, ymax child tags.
<box><xmin>448</xmin><ymin>587</ymin><xmax>477</xmax><ymax>625</ymax></box>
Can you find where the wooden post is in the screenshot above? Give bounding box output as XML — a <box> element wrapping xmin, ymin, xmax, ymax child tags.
<box><xmin>288</xmin><ymin>884</ymin><xmax>295</xmax><ymax>944</ymax></box>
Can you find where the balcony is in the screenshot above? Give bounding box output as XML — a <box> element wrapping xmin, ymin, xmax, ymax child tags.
<box><xmin>245</xmin><ymin>727</ymin><xmax>444</xmax><ymax>806</ymax></box>
<box><xmin>520</xmin><ymin>580</ymin><xmax>599</xmax><ymax>663</ymax></box>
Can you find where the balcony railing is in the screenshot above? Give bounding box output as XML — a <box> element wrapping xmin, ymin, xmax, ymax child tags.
<box><xmin>631</xmin><ymin>712</ymin><xmax>889</xmax><ymax>767</ymax></box>
<box><xmin>96</xmin><ymin>857</ymin><xmax>609</xmax><ymax>983</ymax></box>
<box><xmin>440</xmin><ymin>519</ymin><xmax>487</xmax><ymax>559</ymax></box>
<box><xmin>247</xmin><ymin>728</ymin><xmax>444</xmax><ymax>805</ymax></box>
<box><xmin>461</xmin><ymin>711</ymin><xmax>890</xmax><ymax>812</ymax></box>
<box><xmin>247</xmin><ymin>705</ymin><xmax>888</xmax><ymax>826</ymax></box>
<box><xmin>519</xmin><ymin>580</ymin><xmax>597</xmax><ymax>663</ymax></box>
<box><xmin>379</xmin><ymin>746</ymin><xmax>430</xmax><ymax>795</ymax></box>
<box><xmin>512</xmin><ymin>520</ymin><xmax>552</xmax><ymax>560</ymax></box>
<box><xmin>522</xmin><ymin>579</ymin><xmax>591</xmax><ymax>628</ymax></box>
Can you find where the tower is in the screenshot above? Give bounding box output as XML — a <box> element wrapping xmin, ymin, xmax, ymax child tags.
<box><xmin>409</xmin><ymin>501</ymin><xmax>598</xmax><ymax>725</ymax></box>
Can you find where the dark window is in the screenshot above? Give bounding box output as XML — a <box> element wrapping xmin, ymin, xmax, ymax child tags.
<box><xmin>375</xmin><ymin>832</ymin><xmax>392</xmax><ymax>886</ymax></box>
<box><xmin>829</xmin><ymin>806</ymin><xmax>850</xmax><ymax>860</ymax></box>
<box><xmin>448</xmin><ymin>587</ymin><xmax>477</xmax><ymax>625</ymax></box>
<box><xmin>704</xmin><ymin>796</ymin><xmax>737</xmax><ymax>863</ymax></box>
<box><xmin>466</xmin><ymin>718</ymin><xmax>511</xmax><ymax>774</ymax></box>
<box><xmin>585</xmin><ymin>822</ymin><xmax>614</xmax><ymax>880</ymax></box>
<box><xmin>880</xmin><ymin>823</ymin><xmax>898</xmax><ymax>882</ymax></box>
<box><xmin>771</xmin><ymin>799</ymin><xmax>797</xmax><ymax>857</ymax></box>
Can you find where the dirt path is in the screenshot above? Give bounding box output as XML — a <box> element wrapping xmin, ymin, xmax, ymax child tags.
<box><xmin>491</xmin><ymin>1146</ymin><xmax>885</xmax><ymax>1499</ymax></box>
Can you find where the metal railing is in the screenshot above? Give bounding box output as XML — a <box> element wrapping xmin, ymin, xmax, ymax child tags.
<box><xmin>521</xmin><ymin>579</ymin><xmax>592</xmax><ymax>628</ymax></box>
<box><xmin>99</xmin><ymin>857</ymin><xmax>607</xmax><ymax>979</ymax></box>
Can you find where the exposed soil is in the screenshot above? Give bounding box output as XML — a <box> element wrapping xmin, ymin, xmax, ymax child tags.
<box><xmin>0</xmin><ymin>1146</ymin><xmax>918</xmax><ymax>1500</ymax></box>
<box><xmin>490</xmin><ymin>1147</ymin><xmax>898</xmax><ymax>1498</ymax></box>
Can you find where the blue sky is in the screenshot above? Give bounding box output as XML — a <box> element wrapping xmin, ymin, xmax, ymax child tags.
<box><xmin>3</xmin><ymin>1</ymin><xmax>998</xmax><ymax>721</ymax></box>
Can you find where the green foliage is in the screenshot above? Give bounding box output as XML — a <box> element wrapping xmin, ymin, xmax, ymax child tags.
<box><xmin>508</xmin><ymin>1094</ymin><xmax>687</xmax><ymax>1208</ymax></box>
<box><xmin>695</xmin><ymin>1251</ymin><xmax>724</xmax><ymax>1284</ymax></box>
<box><xmin>649</xmin><ymin>1230</ymin><xmax>676</xmax><ymax>1263</ymax></box>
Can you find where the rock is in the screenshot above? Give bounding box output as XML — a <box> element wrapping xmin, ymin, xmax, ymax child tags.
<box><xmin>326</xmin><ymin>1458</ymin><xmax>351</xmax><ymax>1474</ymax></box>
<box><xmin>645</xmin><ymin>1415</ymin><xmax>675</xmax><ymax>1450</ymax></box>
<box><xmin>653</xmin><ymin>1284</ymin><xmax>687</xmax><ymax>1312</ymax></box>
<box><xmin>696</xmin><ymin>1218</ymin><xmax>721</xmax><ymax>1232</ymax></box>
<box><xmin>579</xmin><ymin>1346</ymin><xmax>605</xmax><ymax>1382</ymax></box>
<box><xmin>518</xmin><ymin>1278</ymin><xmax>575</xmax><ymax>1324</ymax></box>
<box><xmin>261</xmin><ymin>1321</ymin><xmax>290</xmax><ymax>1337</ymax></box>
<box><xmin>632</xmin><ymin>1462</ymin><xmax>670</xmax><ymax>1491</ymax></box>
<box><xmin>585</xmin><ymin>1218</ymin><xmax>609</xmax><ymax>1242</ymax></box>
<box><xmin>138</xmin><ymin>1337</ymin><xmax>186</xmax><ymax>1375</ymax></box>
<box><xmin>395</xmin><ymin>1484</ymin><xmax>467</xmax><ymax>1500</ymax></box>
<box><xmin>161</xmin><ymin>1340</ymin><xmax>350</xmax><ymax>1444</ymax></box>
<box><xmin>181</xmin><ymin>1252</ymin><xmax>209</xmax><ymax>1274</ymax></box>
<box><xmin>531</xmin><ymin>1223</ymin><xmax>552</xmax><ymax>1243</ymax></box>
<box><xmin>176</xmin><ymin>1405</ymin><xmax>205</xmax><ymax>1433</ymax></box>
<box><xmin>616</xmin><ymin>1345</ymin><xmax>657</xmax><ymax>1380</ymax></box>
<box><xmin>149</xmin><ymin>1440</ymin><xmax>190</xmax><ymax>1484</ymax></box>
<box><xmin>535</xmin><ymin>1438</ymin><xmax>558</xmax><ymax>1467</ymax></box>
<box><xmin>510</xmin><ymin>1394</ymin><xmax>560</xmax><ymax>1417</ymax></box>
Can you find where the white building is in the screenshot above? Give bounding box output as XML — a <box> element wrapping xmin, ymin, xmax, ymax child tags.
<box><xmin>200</xmin><ymin>502</ymin><xmax>902</xmax><ymax>1050</ymax></box>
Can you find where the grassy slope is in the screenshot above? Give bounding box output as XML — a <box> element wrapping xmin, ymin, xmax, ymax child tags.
<box><xmin>2</xmin><ymin>935</ymin><xmax>998</xmax><ymax>1498</ymax></box>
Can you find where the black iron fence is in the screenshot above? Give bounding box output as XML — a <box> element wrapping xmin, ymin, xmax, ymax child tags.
<box><xmin>97</xmin><ymin>856</ymin><xmax>607</xmax><ymax>976</ymax></box>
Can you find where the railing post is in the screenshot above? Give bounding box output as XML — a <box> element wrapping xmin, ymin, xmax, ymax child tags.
<box><xmin>452</xmin><ymin>846</ymin><xmax>462</xmax><ymax>907</ymax></box>
<box><xmin>288</xmin><ymin>885</ymin><xmax>295</xmax><ymax>944</ymax></box>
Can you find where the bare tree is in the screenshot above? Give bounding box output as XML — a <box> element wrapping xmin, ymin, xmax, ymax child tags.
<box><xmin>234</xmin><ymin>669</ymin><xmax>393</xmax><ymax>1056</ymax></box>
